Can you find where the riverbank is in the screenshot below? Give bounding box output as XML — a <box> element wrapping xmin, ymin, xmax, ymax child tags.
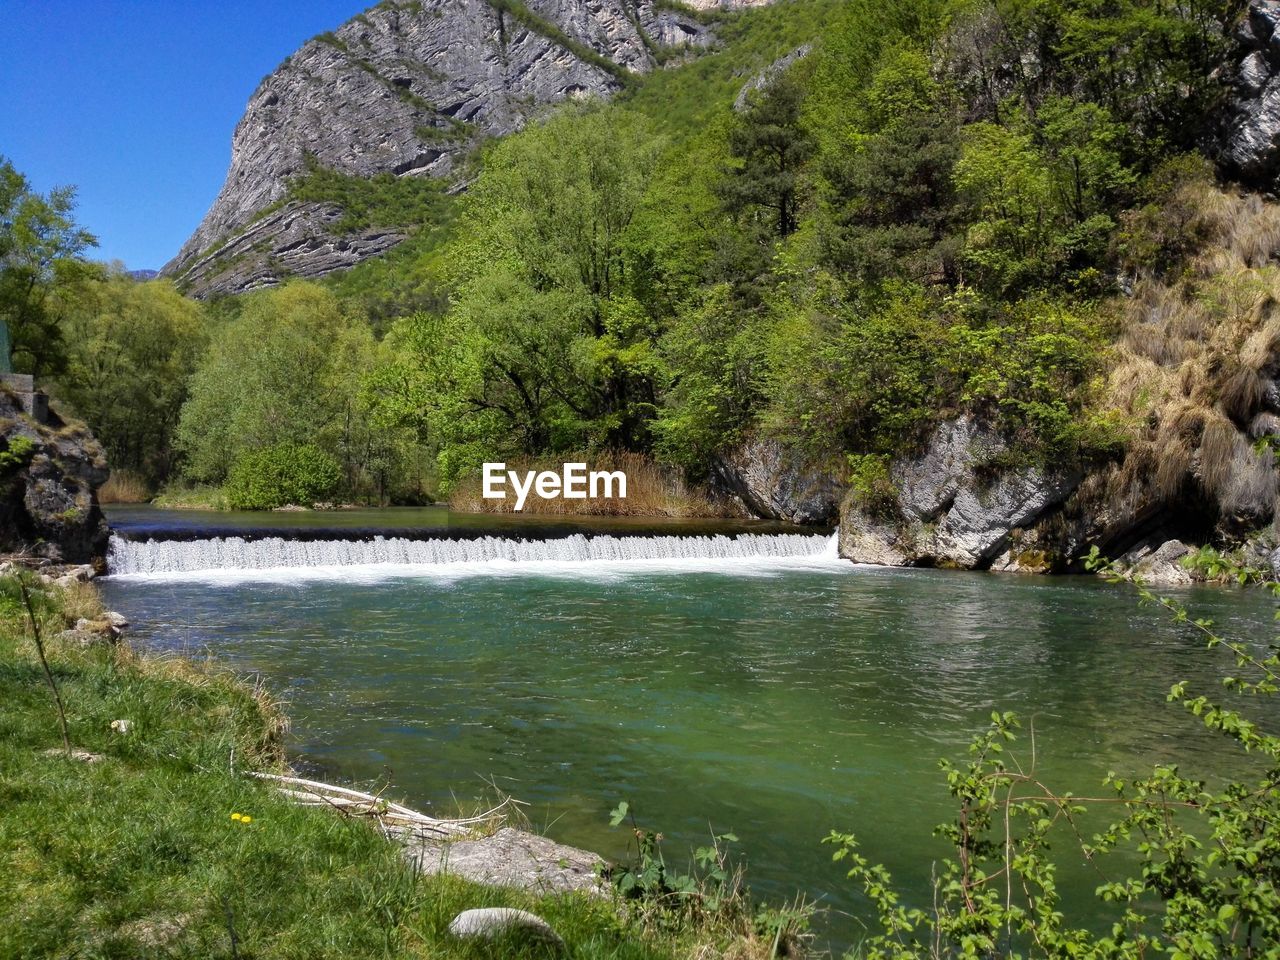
<box><xmin>0</xmin><ymin>572</ymin><xmax>800</xmax><ymax>959</ymax></box>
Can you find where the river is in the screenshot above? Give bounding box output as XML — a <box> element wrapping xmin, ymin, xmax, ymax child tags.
<box><xmin>99</xmin><ymin>506</ymin><xmax>1280</xmax><ymax>952</ymax></box>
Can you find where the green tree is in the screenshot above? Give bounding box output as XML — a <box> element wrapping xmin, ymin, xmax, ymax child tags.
<box><xmin>0</xmin><ymin>158</ymin><xmax>99</xmax><ymax>377</ymax></box>
<box><xmin>225</xmin><ymin>442</ymin><xmax>342</xmax><ymax>510</ymax></box>
<box><xmin>57</xmin><ymin>275</ymin><xmax>205</xmax><ymax>485</ymax></box>
<box><xmin>818</xmin><ymin>47</ymin><xmax>962</xmax><ymax>286</ymax></box>
<box><xmin>718</xmin><ymin>74</ymin><xmax>815</xmax><ymax>242</ymax></box>
<box><xmin>440</xmin><ymin>103</ymin><xmax>666</xmax><ymax>462</ymax></box>
<box><xmin>176</xmin><ymin>283</ymin><xmax>360</xmax><ymax>485</ymax></box>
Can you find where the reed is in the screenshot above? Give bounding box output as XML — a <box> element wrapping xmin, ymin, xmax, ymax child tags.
<box><xmin>97</xmin><ymin>469</ymin><xmax>151</xmax><ymax>504</ymax></box>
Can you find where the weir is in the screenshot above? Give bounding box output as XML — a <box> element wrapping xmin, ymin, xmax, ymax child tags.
<box><xmin>107</xmin><ymin>531</ymin><xmax>841</xmax><ymax>576</ymax></box>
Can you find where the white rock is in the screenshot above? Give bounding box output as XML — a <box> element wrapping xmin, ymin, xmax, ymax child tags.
<box><xmin>448</xmin><ymin>908</ymin><xmax>564</xmax><ymax>948</ymax></box>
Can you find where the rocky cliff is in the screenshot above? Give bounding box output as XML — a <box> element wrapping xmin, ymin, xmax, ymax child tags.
<box><xmin>0</xmin><ymin>390</ymin><xmax>110</xmax><ymax>564</ymax></box>
<box><xmin>163</xmin><ymin>0</ymin><xmax>722</xmax><ymax>297</ymax></box>
<box><xmin>1219</xmin><ymin>2</ymin><xmax>1280</xmax><ymax>184</ymax></box>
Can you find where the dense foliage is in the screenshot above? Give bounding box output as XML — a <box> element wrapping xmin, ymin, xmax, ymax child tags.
<box><xmin>225</xmin><ymin>442</ymin><xmax>342</xmax><ymax>510</ymax></box>
<box><xmin>0</xmin><ymin>159</ymin><xmax>99</xmax><ymax>378</ymax></box>
<box><xmin>2</xmin><ymin>0</ymin><xmax>1245</xmax><ymax>506</ymax></box>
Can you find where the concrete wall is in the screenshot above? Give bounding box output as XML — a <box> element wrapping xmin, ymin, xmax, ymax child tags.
<box><xmin>0</xmin><ymin>373</ymin><xmax>50</xmax><ymax>424</ymax></box>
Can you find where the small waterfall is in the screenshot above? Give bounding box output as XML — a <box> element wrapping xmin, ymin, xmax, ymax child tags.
<box><xmin>107</xmin><ymin>531</ymin><xmax>841</xmax><ymax>577</ymax></box>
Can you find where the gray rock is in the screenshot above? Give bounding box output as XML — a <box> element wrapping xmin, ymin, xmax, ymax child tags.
<box><xmin>406</xmin><ymin>825</ymin><xmax>606</xmax><ymax>896</ymax></box>
<box><xmin>1119</xmin><ymin>539</ymin><xmax>1194</xmax><ymax>586</ymax></box>
<box><xmin>733</xmin><ymin>44</ymin><xmax>811</xmax><ymax>110</ymax></box>
<box><xmin>162</xmin><ymin>0</ymin><xmax>719</xmax><ymax>297</ymax></box>
<box><xmin>0</xmin><ymin>390</ymin><xmax>109</xmax><ymax>563</ymax></box>
<box><xmin>56</xmin><ymin>629</ymin><xmax>106</xmax><ymax>648</ymax></box>
<box><xmin>104</xmin><ymin>611</ymin><xmax>130</xmax><ymax>630</ymax></box>
<box><xmin>1217</xmin><ymin>2</ymin><xmax>1280</xmax><ymax>184</ymax></box>
<box><xmin>449</xmin><ymin>907</ymin><xmax>564</xmax><ymax>947</ymax></box>
<box><xmin>838</xmin><ymin>416</ymin><xmax>1082</xmax><ymax>569</ymax></box>
<box><xmin>711</xmin><ymin>435</ymin><xmax>842</xmax><ymax>524</ymax></box>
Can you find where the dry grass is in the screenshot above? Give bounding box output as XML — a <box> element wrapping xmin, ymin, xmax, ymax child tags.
<box><xmin>58</xmin><ymin>581</ymin><xmax>105</xmax><ymax>624</ymax></box>
<box><xmin>448</xmin><ymin>451</ymin><xmax>740</xmax><ymax>517</ymax></box>
<box><xmin>1105</xmin><ymin>175</ymin><xmax>1280</xmax><ymax>524</ymax></box>
<box><xmin>98</xmin><ymin>470</ymin><xmax>151</xmax><ymax>504</ymax></box>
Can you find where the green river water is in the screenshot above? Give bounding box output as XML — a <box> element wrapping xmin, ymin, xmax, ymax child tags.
<box><xmin>99</xmin><ymin>508</ymin><xmax>1280</xmax><ymax>953</ymax></box>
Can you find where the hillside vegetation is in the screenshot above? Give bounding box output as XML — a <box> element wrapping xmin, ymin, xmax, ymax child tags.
<box><xmin>2</xmin><ymin>0</ymin><xmax>1268</xmax><ymax>532</ymax></box>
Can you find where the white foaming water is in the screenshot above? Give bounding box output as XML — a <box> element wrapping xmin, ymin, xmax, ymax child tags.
<box><xmin>106</xmin><ymin>531</ymin><xmax>845</xmax><ymax>583</ymax></box>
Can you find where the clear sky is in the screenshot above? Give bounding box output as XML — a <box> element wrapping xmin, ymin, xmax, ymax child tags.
<box><xmin>0</xmin><ymin>0</ymin><xmax>367</xmax><ymax>271</ymax></box>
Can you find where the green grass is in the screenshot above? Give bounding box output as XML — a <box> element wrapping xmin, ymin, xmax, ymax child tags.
<box><xmin>0</xmin><ymin>576</ymin><xmax>774</xmax><ymax>959</ymax></box>
<box><xmin>150</xmin><ymin>483</ymin><xmax>230</xmax><ymax>510</ymax></box>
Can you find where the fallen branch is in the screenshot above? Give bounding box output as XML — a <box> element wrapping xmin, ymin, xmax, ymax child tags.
<box><xmin>249</xmin><ymin>771</ymin><xmax>522</xmax><ymax>838</ymax></box>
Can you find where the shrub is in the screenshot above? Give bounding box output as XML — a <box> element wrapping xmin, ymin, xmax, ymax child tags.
<box><xmin>225</xmin><ymin>443</ymin><xmax>341</xmax><ymax>510</ymax></box>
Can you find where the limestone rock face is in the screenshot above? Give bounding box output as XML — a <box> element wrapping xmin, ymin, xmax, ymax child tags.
<box><xmin>1118</xmin><ymin>539</ymin><xmax>1195</xmax><ymax>586</ymax></box>
<box><xmin>0</xmin><ymin>391</ymin><xmax>110</xmax><ymax>563</ymax></box>
<box><xmin>838</xmin><ymin>416</ymin><xmax>1082</xmax><ymax>570</ymax></box>
<box><xmin>711</xmin><ymin>435</ymin><xmax>843</xmax><ymax>524</ymax></box>
<box><xmin>1218</xmin><ymin>2</ymin><xmax>1280</xmax><ymax>183</ymax></box>
<box><xmin>163</xmin><ymin>0</ymin><xmax>716</xmax><ymax>297</ymax></box>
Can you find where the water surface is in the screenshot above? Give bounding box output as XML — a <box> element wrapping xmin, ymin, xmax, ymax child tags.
<box><xmin>99</xmin><ymin>538</ymin><xmax>1279</xmax><ymax>951</ymax></box>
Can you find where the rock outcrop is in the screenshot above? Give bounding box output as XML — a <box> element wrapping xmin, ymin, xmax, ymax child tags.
<box><xmin>1219</xmin><ymin>2</ymin><xmax>1280</xmax><ymax>184</ymax></box>
<box><xmin>1117</xmin><ymin>538</ymin><xmax>1196</xmax><ymax>586</ymax></box>
<box><xmin>406</xmin><ymin>825</ymin><xmax>606</xmax><ymax>895</ymax></box>
<box><xmin>163</xmin><ymin>0</ymin><xmax>717</xmax><ymax>297</ymax></box>
<box><xmin>838</xmin><ymin>416</ymin><xmax>1083</xmax><ymax>571</ymax></box>
<box><xmin>711</xmin><ymin>435</ymin><xmax>843</xmax><ymax>524</ymax></box>
<box><xmin>0</xmin><ymin>389</ymin><xmax>110</xmax><ymax>563</ymax></box>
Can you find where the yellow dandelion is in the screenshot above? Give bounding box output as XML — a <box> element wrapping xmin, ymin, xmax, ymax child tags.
<box><xmin>241</xmin><ymin>815</ymin><xmax>252</xmax><ymax>824</ymax></box>
<box><xmin>230</xmin><ymin>812</ymin><xmax>243</xmax><ymax>821</ymax></box>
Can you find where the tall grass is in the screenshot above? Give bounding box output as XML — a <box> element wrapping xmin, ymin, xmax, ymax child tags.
<box><xmin>97</xmin><ymin>469</ymin><xmax>151</xmax><ymax>504</ymax></box>
<box><xmin>1103</xmin><ymin>171</ymin><xmax>1280</xmax><ymax>524</ymax></box>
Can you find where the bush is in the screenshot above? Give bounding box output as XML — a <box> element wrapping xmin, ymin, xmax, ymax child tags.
<box><xmin>225</xmin><ymin>443</ymin><xmax>341</xmax><ymax>510</ymax></box>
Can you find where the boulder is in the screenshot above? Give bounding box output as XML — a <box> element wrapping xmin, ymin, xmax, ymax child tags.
<box><xmin>406</xmin><ymin>826</ymin><xmax>606</xmax><ymax>896</ymax></box>
<box><xmin>711</xmin><ymin>435</ymin><xmax>843</xmax><ymax>524</ymax></box>
<box><xmin>839</xmin><ymin>416</ymin><xmax>1082</xmax><ymax>570</ymax></box>
<box><xmin>1119</xmin><ymin>539</ymin><xmax>1195</xmax><ymax>586</ymax></box>
<box><xmin>0</xmin><ymin>391</ymin><xmax>109</xmax><ymax>563</ymax></box>
<box><xmin>448</xmin><ymin>908</ymin><xmax>564</xmax><ymax>948</ymax></box>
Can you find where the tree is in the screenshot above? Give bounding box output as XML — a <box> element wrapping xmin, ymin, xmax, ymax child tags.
<box><xmin>818</xmin><ymin>47</ymin><xmax>962</xmax><ymax>286</ymax></box>
<box><xmin>57</xmin><ymin>275</ymin><xmax>205</xmax><ymax>485</ymax></box>
<box><xmin>0</xmin><ymin>158</ymin><xmax>99</xmax><ymax>377</ymax></box>
<box><xmin>176</xmin><ymin>283</ymin><xmax>358</xmax><ymax>484</ymax></box>
<box><xmin>439</xmin><ymin>102</ymin><xmax>666</xmax><ymax>463</ymax></box>
<box><xmin>718</xmin><ymin>74</ymin><xmax>815</xmax><ymax>242</ymax></box>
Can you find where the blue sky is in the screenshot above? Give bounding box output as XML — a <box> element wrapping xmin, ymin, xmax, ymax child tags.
<box><xmin>0</xmin><ymin>0</ymin><xmax>366</xmax><ymax>270</ymax></box>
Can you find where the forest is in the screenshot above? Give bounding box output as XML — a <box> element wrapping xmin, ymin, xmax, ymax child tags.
<box><xmin>0</xmin><ymin>0</ymin><xmax>1248</xmax><ymax>513</ymax></box>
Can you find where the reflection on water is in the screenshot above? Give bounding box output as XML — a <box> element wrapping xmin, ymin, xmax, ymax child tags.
<box><xmin>100</xmin><ymin>558</ymin><xmax>1279</xmax><ymax>952</ymax></box>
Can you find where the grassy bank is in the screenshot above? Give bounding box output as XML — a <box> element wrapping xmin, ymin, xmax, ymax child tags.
<box><xmin>0</xmin><ymin>574</ymin><xmax>786</xmax><ymax>959</ymax></box>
